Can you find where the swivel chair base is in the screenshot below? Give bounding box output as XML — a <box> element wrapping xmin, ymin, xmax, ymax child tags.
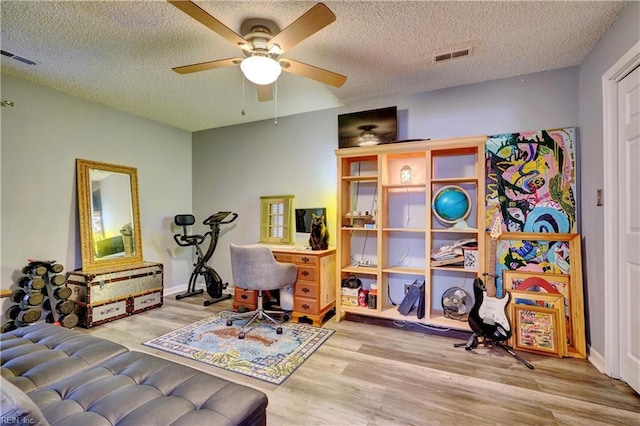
<box><xmin>226</xmin><ymin>290</ymin><xmax>290</xmax><ymax>339</ymax></box>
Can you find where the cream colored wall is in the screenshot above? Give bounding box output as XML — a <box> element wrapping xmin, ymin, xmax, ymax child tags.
<box><xmin>0</xmin><ymin>74</ymin><xmax>193</xmax><ymax>297</ymax></box>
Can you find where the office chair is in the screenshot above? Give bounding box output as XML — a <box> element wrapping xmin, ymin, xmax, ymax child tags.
<box><xmin>227</xmin><ymin>244</ymin><xmax>298</xmax><ymax>339</ymax></box>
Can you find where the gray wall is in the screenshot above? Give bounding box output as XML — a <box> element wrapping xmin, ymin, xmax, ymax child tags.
<box><xmin>577</xmin><ymin>1</ymin><xmax>640</xmax><ymax>356</ymax></box>
<box><xmin>0</xmin><ymin>74</ymin><xmax>193</xmax><ymax>296</ymax></box>
<box><xmin>192</xmin><ymin>65</ymin><xmax>579</xmax><ymax>310</ymax></box>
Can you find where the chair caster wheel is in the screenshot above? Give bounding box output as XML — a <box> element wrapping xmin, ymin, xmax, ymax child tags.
<box><xmin>226</xmin><ymin>320</ymin><xmax>233</xmax><ymax>326</ymax></box>
<box><xmin>283</xmin><ymin>314</ymin><xmax>290</xmax><ymax>322</ymax></box>
<box><xmin>276</xmin><ymin>327</ymin><xmax>283</xmax><ymax>335</ymax></box>
<box><xmin>239</xmin><ymin>332</ymin><xmax>245</xmax><ymax>339</ymax></box>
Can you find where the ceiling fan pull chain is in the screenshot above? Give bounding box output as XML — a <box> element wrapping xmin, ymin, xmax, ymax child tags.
<box><xmin>241</xmin><ymin>76</ymin><xmax>246</xmax><ymax>116</ymax></box>
<box><xmin>274</xmin><ymin>80</ymin><xmax>278</xmax><ymax>125</ymax></box>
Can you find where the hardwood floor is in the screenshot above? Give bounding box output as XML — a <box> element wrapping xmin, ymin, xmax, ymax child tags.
<box><xmin>77</xmin><ymin>295</ymin><xmax>639</xmax><ymax>426</ymax></box>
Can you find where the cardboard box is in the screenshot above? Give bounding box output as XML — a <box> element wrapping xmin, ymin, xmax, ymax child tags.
<box><xmin>340</xmin><ymin>286</ymin><xmax>361</xmax><ymax>297</ymax></box>
<box><xmin>341</xmin><ymin>295</ymin><xmax>359</xmax><ymax>306</ymax></box>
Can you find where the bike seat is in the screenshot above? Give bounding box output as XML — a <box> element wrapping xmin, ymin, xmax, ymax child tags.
<box><xmin>175</xmin><ymin>214</ymin><xmax>195</xmax><ymax>227</ymax></box>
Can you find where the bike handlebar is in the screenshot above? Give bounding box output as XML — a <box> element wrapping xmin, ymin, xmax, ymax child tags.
<box><xmin>203</xmin><ymin>212</ymin><xmax>238</xmax><ymax>226</ymax></box>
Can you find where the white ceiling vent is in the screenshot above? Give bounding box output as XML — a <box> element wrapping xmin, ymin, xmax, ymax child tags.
<box><xmin>434</xmin><ymin>47</ymin><xmax>473</xmax><ymax>63</ymax></box>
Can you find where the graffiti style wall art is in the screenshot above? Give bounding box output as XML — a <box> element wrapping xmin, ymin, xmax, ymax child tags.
<box><xmin>485</xmin><ymin>128</ymin><xmax>577</xmax><ymax>233</ymax></box>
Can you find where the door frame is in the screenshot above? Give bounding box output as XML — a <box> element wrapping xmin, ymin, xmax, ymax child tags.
<box><xmin>602</xmin><ymin>40</ymin><xmax>640</xmax><ymax>378</ymax></box>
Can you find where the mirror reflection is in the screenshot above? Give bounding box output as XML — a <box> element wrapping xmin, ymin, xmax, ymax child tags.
<box><xmin>76</xmin><ymin>159</ymin><xmax>143</xmax><ymax>271</ymax></box>
<box><xmin>89</xmin><ymin>169</ymin><xmax>134</xmax><ymax>259</ymax></box>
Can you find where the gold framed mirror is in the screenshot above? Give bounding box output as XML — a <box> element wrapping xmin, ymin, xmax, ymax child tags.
<box><xmin>76</xmin><ymin>159</ymin><xmax>143</xmax><ymax>272</ymax></box>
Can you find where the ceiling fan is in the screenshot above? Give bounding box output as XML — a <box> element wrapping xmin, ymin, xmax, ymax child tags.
<box><xmin>168</xmin><ymin>1</ymin><xmax>347</xmax><ymax>102</ymax></box>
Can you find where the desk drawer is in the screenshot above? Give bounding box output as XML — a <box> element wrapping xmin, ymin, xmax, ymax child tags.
<box><xmin>294</xmin><ymin>254</ymin><xmax>318</xmax><ymax>266</ymax></box>
<box><xmin>294</xmin><ymin>297</ymin><xmax>318</xmax><ymax>315</ymax></box>
<box><xmin>295</xmin><ymin>282</ymin><xmax>318</xmax><ymax>299</ymax></box>
<box><xmin>297</xmin><ymin>266</ymin><xmax>317</xmax><ymax>282</ymax></box>
<box><xmin>234</xmin><ymin>287</ymin><xmax>257</xmax><ymax>304</ymax></box>
<box><xmin>273</xmin><ymin>253</ymin><xmax>294</xmax><ymax>263</ymax></box>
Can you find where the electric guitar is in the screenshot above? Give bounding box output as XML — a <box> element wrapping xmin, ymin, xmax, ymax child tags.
<box><xmin>468</xmin><ymin>216</ymin><xmax>512</xmax><ymax>342</ymax></box>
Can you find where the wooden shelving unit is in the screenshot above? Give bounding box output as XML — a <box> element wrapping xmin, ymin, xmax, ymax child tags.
<box><xmin>335</xmin><ymin>136</ymin><xmax>486</xmax><ymax>331</ymax></box>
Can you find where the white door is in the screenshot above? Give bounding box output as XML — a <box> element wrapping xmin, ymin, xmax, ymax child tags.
<box><xmin>617</xmin><ymin>64</ymin><xmax>640</xmax><ymax>394</ymax></box>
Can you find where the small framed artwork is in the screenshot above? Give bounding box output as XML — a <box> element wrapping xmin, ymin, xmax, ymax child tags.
<box><xmin>503</xmin><ymin>270</ymin><xmax>573</xmax><ymax>355</ymax></box>
<box><xmin>511</xmin><ymin>304</ymin><xmax>563</xmax><ymax>357</ymax></box>
<box><xmin>508</xmin><ymin>290</ymin><xmax>567</xmax><ymax>356</ymax></box>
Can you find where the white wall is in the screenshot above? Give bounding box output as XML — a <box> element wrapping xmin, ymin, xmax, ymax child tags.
<box><xmin>192</xmin><ymin>66</ymin><xmax>579</xmax><ymax>301</ymax></box>
<box><xmin>578</xmin><ymin>1</ymin><xmax>640</xmax><ymax>356</ymax></box>
<box><xmin>0</xmin><ymin>74</ymin><xmax>193</xmax><ymax>298</ymax></box>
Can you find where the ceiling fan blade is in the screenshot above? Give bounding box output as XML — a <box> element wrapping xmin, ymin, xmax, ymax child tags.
<box><xmin>280</xmin><ymin>59</ymin><xmax>346</xmax><ymax>88</ymax></box>
<box><xmin>168</xmin><ymin>0</ymin><xmax>248</xmax><ymax>48</ymax></box>
<box><xmin>268</xmin><ymin>3</ymin><xmax>336</xmax><ymax>53</ymax></box>
<box><xmin>172</xmin><ymin>58</ymin><xmax>241</xmax><ymax>74</ymax></box>
<box><xmin>256</xmin><ymin>84</ymin><xmax>273</xmax><ymax>102</ymax></box>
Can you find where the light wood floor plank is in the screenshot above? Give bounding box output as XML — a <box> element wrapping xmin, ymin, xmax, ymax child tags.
<box><xmin>75</xmin><ymin>295</ymin><xmax>639</xmax><ymax>425</ymax></box>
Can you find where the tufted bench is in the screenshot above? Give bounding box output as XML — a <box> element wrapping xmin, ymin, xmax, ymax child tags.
<box><xmin>1</xmin><ymin>323</ymin><xmax>268</xmax><ymax>426</ymax></box>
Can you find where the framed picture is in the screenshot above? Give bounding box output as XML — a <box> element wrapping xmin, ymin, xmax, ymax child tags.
<box><xmin>511</xmin><ymin>304</ymin><xmax>563</xmax><ymax>357</ymax></box>
<box><xmin>508</xmin><ymin>289</ymin><xmax>567</xmax><ymax>356</ymax></box>
<box><xmin>503</xmin><ymin>270</ymin><xmax>572</xmax><ymax>355</ymax></box>
<box><xmin>488</xmin><ymin>232</ymin><xmax>585</xmax><ymax>359</ymax></box>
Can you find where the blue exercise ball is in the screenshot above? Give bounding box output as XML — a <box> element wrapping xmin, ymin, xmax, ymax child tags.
<box><xmin>432</xmin><ymin>186</ymin><xmax>471</xmax><ymax>224</ymax></box>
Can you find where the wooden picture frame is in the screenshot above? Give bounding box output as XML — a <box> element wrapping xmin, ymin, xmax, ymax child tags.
<box><xmin>488</xmin><ymin>232</ymin><xmax>585</xmax><ymax>359</ymax></box>
<box><xmin>503</xmin><ymin>270</ymin><xmax>572</xmax><ymax>355</ymax></box>
<box><xmin>511</xmin><ymin>304</ymin><xmax>563</xmax><ymax>357</ymax></box>
<box><xmin>76</xmin><ymin>159</ymin><xmax>143</xmax><ymax>272</ymax></box>
<box><xmin>508</xmin><ymin>289</ymin><xmax>567</xmax><ymax>356</ymax></box>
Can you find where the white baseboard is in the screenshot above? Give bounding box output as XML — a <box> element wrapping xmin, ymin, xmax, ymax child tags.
<box><xmin>163</xmin><ymin>285</ymin><xmax>185</xmax><ymax>296</ymax></box>
<box><xmin>588</xmin><ymin>344</ymin><xmax>606</xmax><ymax>374</ymax></box>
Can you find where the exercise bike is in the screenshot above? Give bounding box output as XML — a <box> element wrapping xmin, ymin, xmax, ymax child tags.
<box><xmin>173</xmin><ymin>211</ymin><xmax>237</xmax><ymax>306</ymax></box>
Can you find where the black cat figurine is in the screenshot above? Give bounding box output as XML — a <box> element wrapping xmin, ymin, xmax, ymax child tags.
<box><xmin>309</xmin><ymin>214</ymin><xmax>329</xmax><ymax>250</ymax></box>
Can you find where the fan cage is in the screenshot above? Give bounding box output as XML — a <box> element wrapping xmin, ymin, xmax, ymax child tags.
<box><xmin>441</xmin><ymin>287</ymin><xmax>472</xmax><ymax>321</ymax></box>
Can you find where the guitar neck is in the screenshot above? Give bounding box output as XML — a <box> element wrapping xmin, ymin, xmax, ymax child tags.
<box><xmin>485</xmin><ymin>236</ymin><xmax>498</xmax><ymax>297</ymax></box>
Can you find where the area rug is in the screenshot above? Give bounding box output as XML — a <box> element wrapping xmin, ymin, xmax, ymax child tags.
<box><xmin>142</xmin><ymin>313</ymin><xmax>334</xmax><ymax>385</ymax></box>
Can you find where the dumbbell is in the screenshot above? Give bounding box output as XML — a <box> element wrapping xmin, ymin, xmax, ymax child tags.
<box><xmin>5</xmin><ymin>305</ymin><xmax>41</xmax><ymax>323</ymax></box>
<box><xmin>46</xmin><ymin>312</ymin><xmax>78</xmax><ymax>329</ymax></box>
<box><xmin>17</xmin><ymin>276</ymin><xmax>45</xmax><ymax>291</ymax></box>
<box><xmin>44</xmin><ymin>298</ymin><xmax>75</xmax><ymax>315</ymax></box>
<box><xmin>11</xmin><ymin>289</ymin><xmax>44</xmax><ymax>307</ymax></box>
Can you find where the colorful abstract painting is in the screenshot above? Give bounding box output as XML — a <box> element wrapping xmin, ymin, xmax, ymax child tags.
<box><xmin>494</xmin><ymin>238</ymin><xmax>571</xmax><ymax>294</ymax></box>
<box><xmin>485</xmin><ymin>128</ymin><xmax>577</xmax><ymax>233</ymax></box>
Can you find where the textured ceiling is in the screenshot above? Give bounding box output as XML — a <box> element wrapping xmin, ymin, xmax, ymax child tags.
<box><xmin>0</xmin><ymin>1</ymin><xmax>628</xmax><ymax>132</ymax></box>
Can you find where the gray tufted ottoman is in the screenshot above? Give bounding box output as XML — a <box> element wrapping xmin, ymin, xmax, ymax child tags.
<box><xmin>1</xmin><ymin>323</ymin><xmax>268</xmax><ymax>426</ymax></box>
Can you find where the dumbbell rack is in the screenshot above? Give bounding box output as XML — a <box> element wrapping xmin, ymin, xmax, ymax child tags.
<box><xmin>2</xmin><ymin>260</ymin><xmax>78</xmax><ymax>332</ymax></box>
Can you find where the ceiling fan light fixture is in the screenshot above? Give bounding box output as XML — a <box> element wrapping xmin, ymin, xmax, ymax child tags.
<box><xmin>240</xmin><ymin>55</ymin><xmax>282</xmax><ymax>85</ymax></box>
<box><xmin>358</xmin><ymin>125</ymin><xmax>380</xmax><ymax>146</ymax></box>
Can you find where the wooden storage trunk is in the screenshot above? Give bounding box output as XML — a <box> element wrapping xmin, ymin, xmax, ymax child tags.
<box><xmin>67</xmin><ymin>262</ymin><xmax>163</xmax><ymax>328</ymax></box>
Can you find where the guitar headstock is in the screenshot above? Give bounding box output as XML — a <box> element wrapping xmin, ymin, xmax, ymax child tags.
<box><xmin>489</xmin><ymin>214</ymin><xmax>503</xmax><ymax>240</ymax></box>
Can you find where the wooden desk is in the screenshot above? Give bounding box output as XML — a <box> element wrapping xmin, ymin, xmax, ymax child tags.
<box><xmin>232</xmin><ymin>247</ymin><xmax>336</xmax><ymax>326</ymax></box>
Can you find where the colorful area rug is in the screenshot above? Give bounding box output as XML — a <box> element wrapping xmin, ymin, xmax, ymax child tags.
<box><xmin>142</xmin><ymin>313</ymin><xmax>334</xmax><ymax>385</ymax></box>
